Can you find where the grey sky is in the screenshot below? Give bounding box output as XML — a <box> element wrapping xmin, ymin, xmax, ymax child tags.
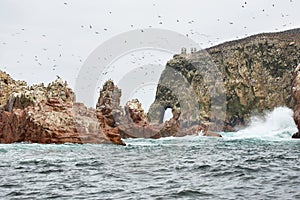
<box><xmin>0</xmin><ymin>0</ymin><xmax>299</xmax><ymax>107</ymax></box>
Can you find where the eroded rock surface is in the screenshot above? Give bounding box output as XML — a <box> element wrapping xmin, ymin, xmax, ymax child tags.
<box><xmin>118</xmin><ymin>99</ymin><xmax>161</xmax><ymax>139</ymax></box>
<box><xmin>96</xmin><ymin>80</ymin><xmax>123</xmax><ymax>127</ymax></box>
<box><xmin>0</xmin><ymin>71</ymin><xmax>27</xmax><ymax>108</ymax></box>
<box><xmin>149</xmin><ymin>28</ymin><xmax>300</xmax><ymax>131</ymax></box>
<box><xmin>292</xmin><ymin>64</ymin><xmax>300</xmax><ymax>139</ymax></box>
<box><xmin>0</xmin><ymin>76</ymin><xmax>125</xmax><ymax>145</ymax></box>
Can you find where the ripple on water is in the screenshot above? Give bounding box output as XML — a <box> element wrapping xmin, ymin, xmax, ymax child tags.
<box><xmin>0</xmin><ymin>135</ymin><xmax>299</xmax><ymax>199</ymax></box>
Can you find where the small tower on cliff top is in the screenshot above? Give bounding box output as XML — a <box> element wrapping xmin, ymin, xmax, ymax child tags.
<box><xmin>181</xmin><ymin>47</ymin><xmax>197</xmax><ymax>54</ymax></box>
<box><xmin>190</xmin><ymin>47</ymin><xmax>197</xmax><ymax>54</ymax></box>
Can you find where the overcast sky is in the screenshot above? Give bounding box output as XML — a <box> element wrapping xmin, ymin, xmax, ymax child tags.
<box><xmin>0</xmin><ymin>0</ymin><xmax>299</xmax><ymax>107</ymax></box>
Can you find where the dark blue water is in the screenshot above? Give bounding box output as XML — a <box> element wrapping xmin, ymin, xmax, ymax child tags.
<box><xmin>0</xmin><ymin>107</ymin><xmax>300</xmax><ymax>199</ymax></box>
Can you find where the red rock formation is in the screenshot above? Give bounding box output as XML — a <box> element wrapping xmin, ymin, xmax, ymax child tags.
<box><xmin>292</xmin><ymin>64</ymin><xmax>300</xmax><ymax>139</ymax></box>
<box><xmin>124</xmin><ymin>99</ymin><xmax>149</xmax><ymax>125</ymax></box>
<box><xmin>0</xmin><ymin>97</ymin><xmax>125</xmax><ymax>145</ymax></box>
<box><xmin>118</xmin><ymin>99</ymin><xmax>161</xmax><ymax>138</ymax></box>
<box><xmin>0</xmin><ymin>75</ymin><xmax>125</xmax><ymax>145</ymax></box>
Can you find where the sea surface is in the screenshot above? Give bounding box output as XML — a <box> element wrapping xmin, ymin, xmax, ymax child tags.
<box><xmin>0</xmin><ymin>107</ymin><xmax>300</xmax><ymax>199</ymax></box>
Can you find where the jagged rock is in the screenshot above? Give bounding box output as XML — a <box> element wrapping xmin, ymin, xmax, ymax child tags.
<box><xmin>149</xmin><ymin>28</ymin><xmax>300</xmax><ymax>131</ymax></box>
<box><xmin>96</xmin><ymin>80</ymin><xmax>123</xmax><ymax>127</ymax></box>
<box><xmin>0</xmin><ymin>75</ymin><xmax>125</xmax><ymax>145</ymax></box>
<box><xmin>124</xmin><ymin>99</ymin><xmax>148</xmax><ymax>125</ymax></box>
<box><xmin>118</xmin><ymin>99</ymin><xmax>161</xmax><ymax>138</ymax></box>
<box><xmin>1</xmin><ymin>75</ymin><xmax>75</xmax><ymax>112</ymax></box>
<box><xmin>292</xmin><ymin>64</ymin><xmax>300</xmax><ymax>139</ymax></box>
<box><xmin>0</xmin><ymin>71</ymin><xmax>27</xmax><ymax>107</ymax></box>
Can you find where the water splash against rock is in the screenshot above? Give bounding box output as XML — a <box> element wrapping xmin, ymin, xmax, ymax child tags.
<box><xmin>223</xmin><ymin>107</ymin><xmax>297</xmax><ymax>140</ymax></box>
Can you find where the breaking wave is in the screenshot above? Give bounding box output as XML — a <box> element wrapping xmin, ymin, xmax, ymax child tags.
<box><xmin>222</xmin><ymin>107</ymin><xmax>297</xmax><ymax>140</ymax></box>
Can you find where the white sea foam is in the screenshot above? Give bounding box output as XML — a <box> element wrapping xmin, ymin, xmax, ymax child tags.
<box><xmin>223</xmin><ymin>107</ymin><xmax>297</xmax><ymax>140</ymax></box>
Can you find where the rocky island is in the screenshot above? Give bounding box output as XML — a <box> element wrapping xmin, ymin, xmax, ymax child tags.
<box><xmin>1</xmin><ymin>28</ymin><xmax>300</xmax><ymax>145</ymax></box>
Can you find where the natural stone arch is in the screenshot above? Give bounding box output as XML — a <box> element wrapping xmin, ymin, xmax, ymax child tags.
<box><xmin>148</xmin><ymin>101</ymin><xmax>179</xmax><ymax>124</ymax></box>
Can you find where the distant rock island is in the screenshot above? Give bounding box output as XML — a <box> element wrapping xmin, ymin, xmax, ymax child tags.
<box><xmin>1</xmin><ymin>28</ymin><xmax>300</xmax><ymax>144</ymax></box>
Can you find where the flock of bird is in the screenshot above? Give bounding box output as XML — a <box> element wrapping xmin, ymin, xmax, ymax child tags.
<box><xmin>0</xmin><ymin>1</ymin><xmax>296</xmax><ymax>78</ymax></box>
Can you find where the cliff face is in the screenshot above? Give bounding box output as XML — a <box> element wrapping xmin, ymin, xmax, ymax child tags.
<box><xmin>148</xmin><ymin>28</ymin><xmax>300</xmax><ymax>130</ymax></box>
<box><xmin>292</xmin><ymin>64</ymin><xmax>300</xmax><ymax>139</ymax></box>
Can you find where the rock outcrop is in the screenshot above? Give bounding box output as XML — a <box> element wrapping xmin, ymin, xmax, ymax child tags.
<box><xmin>0</xmin><ymin>72</ymin><xmax>216</xmax><ymax>144</ymax></box>
<box><xmin>0</xmin><ymin>71</ymin><xmax>27</xmax><ymax>108</ymax></box>
<box><xmin>149</xmin><ymin>28</ymin><xmax>300</xmax><ymax>131</ymax></box>
<box><xmin>96</xmin><ymin>80</ymin><xmax>123</xmax><ymax>127</ymax></box>
<box><xmin>118</xmin><ymin>99</ymin><xmax>161</xmax><ymax>139</ymax></box>
<box><xmin>292</xmin><ymin>64</ymin><xmax>300</xmax><ymax>139</ymax></box>
<box><xmin>0</xmin><ymin>75</ymin><xmax>125</xmax><ymax>145</ymax></box>
<box><xmin>118</xmin><ymin>98</ymin><xmax>219</xmax><ymax>138</ymax></box>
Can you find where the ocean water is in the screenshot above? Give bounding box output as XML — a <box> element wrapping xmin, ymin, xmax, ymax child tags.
<box><xmin>0</xmin><ymin>107</ymin><xmax>300</xmax><ymax>199</ymax></box>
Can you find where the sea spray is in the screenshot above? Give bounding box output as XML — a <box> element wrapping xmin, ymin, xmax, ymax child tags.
<box><xmin>124</xmin><ymin>107</ymin><xmax>297</xmax><ymax>147</ymax></box>
<box><xmin>223</xmin><ymin>107</ymin><xmax>297</xmax><ymax>140</ymax></box>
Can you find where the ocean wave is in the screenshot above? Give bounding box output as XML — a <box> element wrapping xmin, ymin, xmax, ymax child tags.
<box><xmin>222</xmin><ymin>106</ymin><xmax>298</xmax><ymax>141</ymax></box>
